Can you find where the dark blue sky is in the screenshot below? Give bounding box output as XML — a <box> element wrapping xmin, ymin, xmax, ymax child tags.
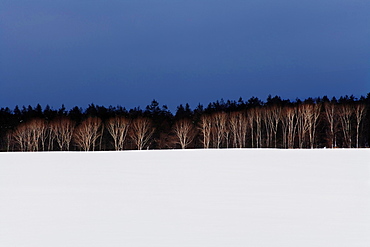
<box><xmin>1</xmin><ymin>0</ymin><xmax>369</xmax><ymax>111</ymax></box>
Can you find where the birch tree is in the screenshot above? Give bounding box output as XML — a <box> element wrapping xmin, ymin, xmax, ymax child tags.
<box><xmin>338</xmin><ymin>104</ymin><xmax>353</xmax><ymax>148</ymax></box>
<box><xmin>281</xmin><ymin>106</ymin><xmax>297</xmax><ymax>149</ymax></box>
<box><xmin>354</xmin><ymin>103</ymin><xmax>366</xmax><ymax>148</ymax></box>
<box><xmin>306</xmin><ymin>103</ymin><xmax>321</xmax><ymax>149</ymax></box>
<box><xmin>129</xmin><ymin>117</ymin><xmax>155</xmax><ymax>150</ymax></box>
<box><xmin>323</xmin><ymin>102</ymin><xmax>338</xmax><ymax>148</ymax></box>
<box><xmin>173</xmin><ymin>118</ymin><xmax>196</xmax><ymax>149</ymax></box>
<box><xmin>12</xmin><ymin>119</ymin><xmax>47</xmax><ymax>151</ymax></box>
<box><xmin>297</xmin><ymin>104</ymin><xmax>310</xmax><ymax>148</ymax></box>
<box><xmin>12</xmin><ymin>123</ymin><xmax>27</xmax><ymax>151</ymax></box>
<box><xmin>264</xmin><ymin>106</ymin><xmax>281</xmax><ymax>148</ymax></box>
<box><xmin>198</xmin><ymin>115</ymin><xmax>212</xmax><ymax>148</ymax></box>
<box><xmin>106</xmin><ymin>116</ymin><xmax>130</xmax><ymax>151</ymax></box>
<box><xmin>50</xmin><ymin>117</ymin><xmax>75</xmax><ymax>151</ymax></box>
<box><xmin>249</xmin><ymin>108</ymin><xmax>262</xmax><ymax>148</ymax></box>
<box><xmin>212</xmin><ymin>112</ymin><xmax>228</xmax><ymax>148</ymax></box>
<box><xmin>73</xmin><ymin>117</ymin><xmax>102</xmax><ymax>151</ymax></box>
<box><xmin>229</xmin><ymin>111</ymin><xmax>247</xmax><ymax>148</ymax></box>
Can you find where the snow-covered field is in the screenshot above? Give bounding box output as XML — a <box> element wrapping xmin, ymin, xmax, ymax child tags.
<box><xmin>1</xmin><ymin>149</ymin><xmax>369</xmax><ymax>247</ymax></box>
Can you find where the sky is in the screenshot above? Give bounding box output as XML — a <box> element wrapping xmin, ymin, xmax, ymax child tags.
<box><xmin>1</xmin><ymin>0</ymin><xmax>370</xmax><ymax>111</ymax></box>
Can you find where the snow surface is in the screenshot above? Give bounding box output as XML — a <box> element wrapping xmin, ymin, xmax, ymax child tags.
<box><xmin>0</xmin><ymin>149</ymin><xmax>369</xmax><ymax>247</ymax></box>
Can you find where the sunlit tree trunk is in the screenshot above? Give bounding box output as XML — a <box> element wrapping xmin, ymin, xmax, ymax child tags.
<box><xmin>307</xmin><ymin>103</ymin><xmax>321</xmax><ymax>149</ymax></box>
<box><xmin>12</xmin><ymin>124</ymin><xmax>26</xmax><ymax>151</ymax></box>
<box><xmin>50</xmin><ymin>117</ymin><xmax>75</xmax><ymax>151</ymax></box>
<box><xmin>264</xmin><ymin>106</ymin><xmax>281</xmax><ymax>148</ymax></box>
<box><xmin>229</xmin><ymin>111</ymin><xmax>248</xmax><ymax>148</ymax></box>
<box><xmin>30</xmin><ymin>119</ymin><xmax>47</xmax><ymax>151</ymax></box>
<box><xmin>297</xmin><ymin>104</ymin><xmax>310</xmax><ymax>148</ymax></box>
<box><xmin>354</xmin><ymin>103</ymin><xmax>366</xmax><ymax>148</ymax></box>
<box><xmin>212</xmin><ymin>112</ymin><xmax>228</xmax><ymax>148</ymax></box>
<box><xmin>262</xmin><ymin>108</ymin><xmax>272</xmax><ymax>148</ymax></box>
<box><xmin>282</xmin><ymin>106</ymin><xmax>297</xmax><ymax>149</ymax></box>
<box><xmin>237</xmin><ymin>112</ymin><xmax>248</xmax><ymax>148</ymax></box>
<box><xmin>324</xmin><ymin>102</ymin><xmax>337</xmax><ymax>148</ymax></box>
<box><xmin>271</xmin><ymin>106</ymin><xmax>281</xmax><ymax>148</ymax></box>
<box><xmin>246</xmin><ymin>110</ymin><xmax>255</xmax><ymax>148</ymax></box>
<box><xmin>12</xmin><ymin>119</ymin><xmax>47</xmax><ymax>151</ymax></box>
<box><xmin>129</xmin><ymin>117</ymin><xmax>155</xmax><ymax>150</ymax></box>
<box><xmin>106</xmin><ymin>116</ymin><xmax>130</xmax><ymax>151</ymax></box>
<box><xmin>73</xmin><ymin>117</ymin><xmax>102</xmax><ymax>151</ymax></box>
<box><xmin>338</xmin><ymin>104</ymin><xmax>353</xmax><ymax>148</ymax></box>
<box><xmin>173</xmin><ymin>118</ymin><xmax>196</xmax><ymax>149</ymax></box>
<box><xmin>251</xmin><ymin>108</ymin><xmax>263</xmax><ymax>148</ymax></box>
<box><xmin>198</xmin><ymin>115</ymin><xmax>212</xmax><ymax>149</ymax></box>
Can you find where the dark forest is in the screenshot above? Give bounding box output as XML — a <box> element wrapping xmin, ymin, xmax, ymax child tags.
<box><xmin>1</xmin><ymin>94</ymin><xmax>369</xmax><ymax>151</ymax></box>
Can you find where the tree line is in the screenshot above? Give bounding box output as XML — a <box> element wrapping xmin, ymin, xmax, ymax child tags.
<box><xmin>0</xmin><ymin>94</ymin><xmax>369</xmax><ymax>151</ymax></box>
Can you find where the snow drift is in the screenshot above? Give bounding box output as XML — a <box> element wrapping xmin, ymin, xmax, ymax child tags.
<box><xmin>1</xmin><ymin>149</ymin><xmax>369</xmax><ymax>247</ymax></box>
